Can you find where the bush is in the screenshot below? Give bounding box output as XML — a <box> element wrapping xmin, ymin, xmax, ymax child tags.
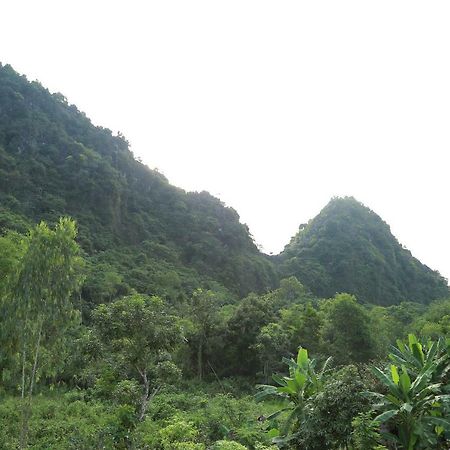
<box><xmin>212</xmin><ymin>441</ymin><xmax>247</xmax><ymax>450</ymax></box>
<box><xmin>295</xmin><ymin>365</ymin><xmax>370</xmax><ymax>449</ymax></box>
<box><xmin>136</xmin><ymin>416</ymin><xmax>204</xmax><ymax>449</ymax></box>
<box><xmin>0</xmin><ymin>394</ymin><xmax>117</xmax><ymax>449</ymax></box>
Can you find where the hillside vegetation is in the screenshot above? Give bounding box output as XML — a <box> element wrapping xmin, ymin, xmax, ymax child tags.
<box><xmin>0</xmin><ymin>64</ymin><xmax>448</xmax><ymax>308</ymax></box>
<box><xmin>0</xmin><ymin>63</ymin><xmax>278</xmax><ymax>307</ymax></box>
<box><xmin>279</xmin><ymin>197</ymin><xmax>448</xmax><ymax>305</ymax></box>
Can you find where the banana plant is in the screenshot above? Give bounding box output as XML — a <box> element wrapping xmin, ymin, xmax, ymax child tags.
<box><xmin>255</xmin><ymin>347</ymin><xmax>331</xmax><ymax>446</ymax></box>
<box><xmin>389</xmin><ymin>334</ymin><xmax>449</xmax><ymax>383</ymax></box>
<box><xmin>368</xmin><ymin>335</ymin><xmax>450</xmax><ymax>449</ymax></box>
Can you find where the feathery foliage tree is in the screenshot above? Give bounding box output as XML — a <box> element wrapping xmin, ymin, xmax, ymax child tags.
<box><xmin>1</xmin><ymin>218</ymin><xmax>84</xmax><ymax>448</ymax></box>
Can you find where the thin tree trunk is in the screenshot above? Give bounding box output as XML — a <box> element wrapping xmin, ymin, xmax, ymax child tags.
<box><xmin>207</xmin><ymin>360</ymin><xmax>226</xmax><ymax>393</ymax></box>
<box><xmin>19</xmin><ymin>343</ymin><xmax>27</xmax><ymax>450</ymax></box>
<box><xmin>147</xmin><ymin>386</ymin><xmax>160</xmax><ymax>407</ymax></box>
<box><xmin>20</xmin><ymin>305</ymin><xmax>29</xmax><ymax>399</ymax></box>
<box><xmin>198</xmin><ymin>340</ymin><xmax>203</xmax><ymax>381</ymax></box>
<box><xmin>28</xmin><ymin>320</ymin><xmax>43</xmax><ymax>400</ymax></box>
<box><xmin>264</xmin><ymin>360</ymin><xmax>269</xmax><ymax>384</ymax></box>
<box><xmin>20</xmin><ymin>319</ymin><xmax>43</xmax><ymax>450</ymax></box>
<box><xmin>21</xmin><ymin>345</ymin><xmax>26</xmax><ymax>399</ymax></box>
<box><xmin>138</xmin><ymin>370</ymin><xmax>160</xmax><ymax>421</ymax></box>
<box><xmin>139</xmin><ymin>372</ymin><xmax>150</xmax><ymax>421</ymax></box>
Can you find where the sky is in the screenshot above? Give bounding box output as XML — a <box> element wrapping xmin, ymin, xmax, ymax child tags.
<box><xmin>1</xmin><ymin>1</ymin><xmax>449</xmax><ymax>281</ymax></box>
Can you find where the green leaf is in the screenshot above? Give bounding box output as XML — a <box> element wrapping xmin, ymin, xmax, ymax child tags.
<box><xmin>408</xmin><ymin>334</ymin><xmax>418</xmax><ymax>347</ymax></box>
<box><xmin>374</xmin><ymin>410</ymin><xmax>398</xmax><ymax>423</ymax></box>
<box><xmin>410</xmin><ymin>364</ymin><xmax>435</xmax><ymax>395</ymax></box>
<box><xmin>295</xmin><ymin>370</ymin><xmax>307</xmax><ymax>388</ymax></box>
<box><xmin>371</xmin><ymin>366</ymin><xmax>402</xmax><ymax>397</ymax></box>
<box><xmin>391</xmin><ymin>365</ymin><xmax>399</xmax><ymax>385</ymax></box>
<box><xmin>278</xmin><ymin>385</ymin><xmax>296</xmax><ymax>395</ymax></box>
<box><xmin>266</xmin><ymin>408</ymin><xmax>292</xmax><ymax>421</ymax></box>
<box><xmin>255</xmin><ymin>385</ymin><xmax>279</xmax><ymax>401</ymax></box>
<box><xmin>424</xmin><ymin>340</ymin><xmax>438</xmax><ymax>367</ymax></box>
<box><xmin>425</xmin><ymin>416</ymin><xmax>450</xmax><ymax>431</ymax></box>
<box><xmin>399</xmin><ymin>366</ymin><xmax>411</xmax><ymax>395</ymax></box>
<box><xmin>400</xmin><ymin>403</ymin><xmax>412</xmax><ymax>413</ymax></box>
<box><xmin>272</xmin><ymin>373</ymin><xmax>288</xmax><ymax>387</ymax></box>
<box><xmin>411</xmin><ymin>342</ymin><xmax>424</xmax><ymax>365</ymax></box>
<box><xmin>385</xmin><ymin>393</ymin><xmax>402</xmax><ymax>407</ymax></box>
<box><xmin>286</xmin><ymin>378</ymin><xmax>299</xmax><ymax>394</ymax></box>
<box><xmin>297</xmin><ymin>348</ymin><xmax>308</xmax><ymax>368</ymax></box>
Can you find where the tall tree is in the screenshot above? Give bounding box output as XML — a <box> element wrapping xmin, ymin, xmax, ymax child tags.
<box><xmin>185</xmin><ymin>289</ymin><xmax>221</xmax><ymax>380</ymax></box>
<box><xmin>225</xmin><ymin>293</ymin><xmax>275</xmax><ymax>376</ymax></box>
<box><xmin>1</xmin><ymin>218</ymin><xmax>84</xmax><ymax>449</ymax></box>
<box><xmin>0</xmin><ymin>230</ymin><xmax>26</xmax><ymax>383</ymax></box>
<box><xmin>280</xmin><ymin>302</ymin><xmax>323</xmax><ymax>356</ymax></box>
<box><xmin>254</xmin><ymin>322</ymin><xmax>290</xmax><ymax>383</ymax></box>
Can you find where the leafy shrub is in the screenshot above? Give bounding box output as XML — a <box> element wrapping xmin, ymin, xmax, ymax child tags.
<box><xmin>296</xmin><ymin>365</ymin><xmax>370</xmax><ymax>449</ymax></box>
<box><xmin>136</xmin><ymin>416</ymin><xmax>204</xmax><ymax>449</ymax></box>
<box><xmin>351</xmin><ymin>412</ymin><xmax>387</xmax><ymax>450</ymax></box>
<box><xmin>0</xmin><ymin>395</ymin><xmax>117</xmax><ymax>449</ymax></box>
<box><xmin>212</xmin><ymin>440</ymin><xmax>247</xmax><ymax>450</ymax></box>
<box><xmin>159</xmin><ymin>418</ymin><xmax>200</xmax><ymax>446</ymax></box>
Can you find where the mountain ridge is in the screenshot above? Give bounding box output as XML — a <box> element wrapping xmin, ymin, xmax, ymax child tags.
<box><xmin>0</xmin><ymin>63</ymin><xmax>447</xmax><ymax>307</ymax></box>
<box><xmin>0</xmin><ymin>63</ymin><xmax>278</xmax><ymax>306</ymax></box>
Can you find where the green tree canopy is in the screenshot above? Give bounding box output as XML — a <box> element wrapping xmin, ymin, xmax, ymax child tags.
<box><xmin>320</xmin><ymin>293</ymin><xmax>379</xmax><ymax>365</ymax></box>
<box><xmin>91</xmin><ymin>294</ymin><xmax>183</xmax><ymax>420</ymax></box>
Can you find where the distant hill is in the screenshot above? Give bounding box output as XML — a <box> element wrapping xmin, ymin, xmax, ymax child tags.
<box><xmin>0</xmin><ymin>63</ymin><xmax>278</xmax><ymax>307</ymax></box>
<box><xmin>278</xmin><ymin>197</ymin><xmax>449</xmax><ymax>305</ymax></box>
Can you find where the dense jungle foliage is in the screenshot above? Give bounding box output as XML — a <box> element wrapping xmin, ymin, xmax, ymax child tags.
<box><xmin>0</xmin><ymin>220</ymin><xmax>448</xmax><ymax>448</ymax></box>
<box><xmin>0</xmin><ymin>64</ymin><xmax>449</xmax><ymax>448</ymax></box>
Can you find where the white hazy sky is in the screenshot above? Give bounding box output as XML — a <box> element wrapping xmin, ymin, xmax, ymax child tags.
<box><xmin>1</xmin><ymin>1</ymin><xmax>449</xmax><ymax>281</ymax></box>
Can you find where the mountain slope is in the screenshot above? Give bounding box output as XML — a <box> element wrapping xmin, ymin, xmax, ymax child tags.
<box><xmin>0</xmin><ymin>63</ymin><xmax>278</xmax><ymax>305</ymax></box>
<box><xmin>278</xmin><ymin>197</ymin><xmax>448</xmax><ymax>305</ymax></box>
<box><xmin>1</xmin><ymin>64</ymin><xmax>447</xmax><ymax>308</ymax></box>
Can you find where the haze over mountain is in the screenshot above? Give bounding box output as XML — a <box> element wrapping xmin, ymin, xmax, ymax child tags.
<box><xmin>0</xmin><ymin>63</ymin><xmax>448</xmax><ymax>307</ymax></box>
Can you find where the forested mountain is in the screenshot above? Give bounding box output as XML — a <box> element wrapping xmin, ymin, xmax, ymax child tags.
<box><xmin>0</xmin><ymin>63</ymin><xmax>448</xmax><ymax>309</ymax></box>
<box><xmin>0</xmin><ymin>63</ymin><xmax>278</xmax><ymax>305</ymax></box>
<box><xmin>278</xmin><ymin>197</ymin><xmax>449</xmax><ymax>305</ymax></box>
